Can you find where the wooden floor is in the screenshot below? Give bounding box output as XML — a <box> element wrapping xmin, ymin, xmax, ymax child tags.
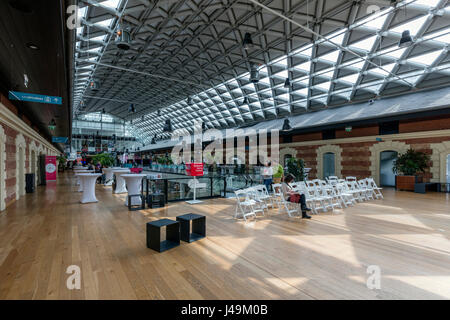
<box><xmin>0</xmin><ymin>172</ymin><xmax>449</xmax><ymax>300</ymax></box>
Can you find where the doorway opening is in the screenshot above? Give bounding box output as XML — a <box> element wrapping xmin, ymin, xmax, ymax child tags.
<box><xmin>380</xmin><ymin>150</ymin><xmax>398</xmax><ymax>187</ymax></box>
<box><xmin>323</xmin><ymin>152</ymin><xmax>335</xmax><ymax>178</ymax></box>
<box><xmin>18</xmin><ymin>147</ymin><xmax>25</xmax><ymax>197</ymax></box>
<box><xmin>446</xmin><ymin>154</ymin><xmax>450</xmax><ymax>184</ymax></box>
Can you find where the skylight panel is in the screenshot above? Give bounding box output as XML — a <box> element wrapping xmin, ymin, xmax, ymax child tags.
<box><xmin>295</xmin><ymin>77</ymin><xmax>309</xmax><ymax>86</ymax></box>
<box><xmin>376</xmin><ymin>46</ymin><xmax>406</xmax><ymax>59</ymax></box>
<box><xmin>295</xmin><ymin>88</ymin><xmax>309</xmax><ymax>96</ymax></box>
<box><xmin>349</xmin><ymin>35</ymin><xmax>377</xmax><ymax>52</ymax></box>
<box><xmin>408</xmin><ymin>50</ymin><xmax>442</xmax><ymax>65</ymax></box>
<box><xmin>390</xmin><ymin>15</ymin><xmax>429</xmax><ymax>37</ymax></box>
<box><xmin>343</xmin><ymin>59</ymin><xmax>366</xmax><ymax>70</ymax></box>
<box><xmin>259</xmin><ymin>77</ymin><xmax>271</xmax><ymax>85</ymax></box>
<box><xmin>78</xmin><ymin>6</ymin><xmax>87</xmax><ymax>19</ymax></box>
<box><xmin>423</xmin><ymin>28</ymin><xmax>450</xmax><ymax>44</ymax></box>
<box><xmin>89</xmin><ymin>35</ymin><xmax>106</xmax><ymax>42</ymax></box>
<box><xmin>357</xmin><ymin>7</ymin><xmax>390</xmax><ymax>30</ymax></box>
<box><xmin>293</xmin><ymin>45</ymin><xmax>313</xmax><ymax>58</ymax></box>
<box><xmin>338</xmin><ymin>73</ymin><xmax>359</xmax><ymax>84</ymax></box>
<box><xmin>101</xmin><ymin>0</ymin><xmax>121</xmax><ymax>9</ymax></box>
<box><xmin>95</xmin><ymin>18</ymin><xmax>114</xmax><ymax>28</ymax></box>
<box><xmin>294</xmin><ymin>61</ymin><xmax>311</xmax><ymax>72</ymax></box>
<box><xmin>273</xmin><ymin>69</ymin><xmax>288</xmax><ymax>78</ymax></box>
<box><xmin>318</xmin><ymin>50</ymin><xmax>340</xmax><ymax>63</ymax></box>
<box><xmin>278</xmin><ymin>93</ymin><xmax>289</xmax><ymax>101</ymax></box>
<box><xmin>414</xmin><ymin>0</ymin><xmax>441</xmax><ymax>8</ymax></box>
<box><xmin>315</xmin><ymin>81</ymin><xmax>332</xmax><ymax>91</ymax></box>
<box><xmin>326</xmin><ymin>29</ymin><xmax>347</xmax><ymax>46</ymax></box>
<box><xmin>370</xmin><ymin>62</ymin><xmax>396</xmax><ymax>76</ymax></box>
<box><xmin>272</xmin><ymin>56</ymin><xmax>288</xmax><ymax>67</ymax></box>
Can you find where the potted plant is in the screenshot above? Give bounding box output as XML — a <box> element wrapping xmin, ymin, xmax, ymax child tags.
<box><xmin>57</xmin><ymin>154</ymin><xmax>67</xmax><ymax>172</ymax></box>
<box><xmin>92</xmin><ymin>153</ymin><xmax>115</xmax><ymax>168</ymax></box>
<box><xmin>393</xmin><ymin>149</ymin><xmax>430</xmax><ymax>191</ymax></box>
<box><xmin>286</xmin><ymin>157</ymin><xmax>306</xmax><ymax>181</ymax></box>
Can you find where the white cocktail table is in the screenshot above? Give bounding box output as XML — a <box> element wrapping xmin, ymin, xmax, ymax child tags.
<box><xmin>77</xmin><ymin>173</ymin><xmax>102</xmax><ymax>203</ymax></box>
<box><xmin>103</xmin><ymin>167</ymin><xmax>122</xmax><ymax>186</ymax></box>
<box><xmin>121</xmin><ymin>174</ymin><xmax>147</xmax><ymax>206</ymax></box>
<box><xmin>75</xmin><ymin>170</ymin><xmax>94</xmax><ymax>189</ymax></box>
<box><xmin>112</xmin><ymin>169</ymin><xmax>131</xmax><ymax>194</ymax></box>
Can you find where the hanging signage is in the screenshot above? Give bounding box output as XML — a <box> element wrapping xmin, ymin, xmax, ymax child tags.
<box><xmin>52</xmin><ymin>136</ymin><xmax>68</xmax><ymax>143</ymax></box>
<box><xmin>8</xmin><ymin>91</ymin><xmax>62</xmax><ymax>105</ymax></box>
<box><xmin>45</xmin><ymin>156</ymin><xmax>57</xmax><ymax>181</ymax></box>
<box><xmin>186</xmin><ymin>163</ymin><xmax>204</xmax><ymax>177</ymax></box>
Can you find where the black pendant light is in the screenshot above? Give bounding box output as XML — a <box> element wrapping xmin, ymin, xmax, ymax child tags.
<box><xmin>242</xmin><ymin>96</ymin><xmax>249</xmax><ymax>105</ymax></box>
<box><xmin>151</xmin><ymin>135</ymin><xmax>157</xmax><ymax>144</ymax></box>
<box><xmin>187</xmin><ymin>96</ymin><xmax>193</xmax><ymax>105</ymax></box>
<box><xmin>249</xmin><ymin>62</ymin><xmax>259</xmax><ymax>83</ymax></box>
<box><xmin>115</xmin><ymin>24</ymin><xmax>131</xmax><ymax>50</ymax></box>
<box><xmin>284</xmin><ymin>77</ymin><xmax>291</xmax><ymax>88</ymax></box>
<box><xmin>398</xmin><ymin>30</ymin><xmax>414</xmax><ymax>48</ymax></box>
<box><xmin>243</xmin><ymin>32</ymin><xmax>254</xmax><ymax>50</ymax></box>
<box><xmin>163</xmin><ymin>119</ymin><xmax>172</xmax><ymax>132</ymax></box>
<box><xmin>282</xmin><ymin>118</ymin><xmax>292</xmax><ymax>131</ymax></box>
<box><xmin>128</xmin><ymin>104</ymin><xmax>135</xmax><ymax>113</ymax></box>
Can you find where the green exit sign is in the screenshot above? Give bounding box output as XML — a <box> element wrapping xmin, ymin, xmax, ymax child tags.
<box><xmin>345</xmin><ymin>126</ymin><xmax>352</xmax><ymax>132</ymax></box>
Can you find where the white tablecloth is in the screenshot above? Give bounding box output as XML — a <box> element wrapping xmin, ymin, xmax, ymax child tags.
<box><xmin>74</xmin><ymin>170</ymin><xmax>94</xmax><ymax>189</ymax></box>
<box><xmin>122</xmin><ymin>174</ymin><xmax>147</xmax><ymax>206</ymax></box>
<box><xmin>112</xmin><ymin>169</ymin><xmax>131</xmax><ymax>193</ymax></box>
<box><xmin>77</xmin><ymin>173</ymin><xmax>102</xmax><ymax>203</ymax></box>
<box><xmin>102</xmin><ymin>167</ymin><xmax>122</xmax><ymax>186</ymax></box>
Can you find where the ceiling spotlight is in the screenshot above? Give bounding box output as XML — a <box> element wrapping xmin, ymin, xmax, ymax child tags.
<box><xmin>398</xmin><ymin>30</ymin><xmax>414</xmax><ymax>48</ymax></box>
<box><xmin>48</xmin><ymin>119</ymin><xmax>56</xmax><ymax>131</ymax></box>
<box><xmin>102</xmin><ymin>108</ymin><xmax>106</xmax><ymax>114</ymax></box>
<box><xmin>282</xmin><ymin>118</ymin><xmax>292</xmax><ymax>131</ymax></box>
<box><xmin>157</xmin><ymin>109</ymin><xmax>161</xmax><ymax>116</ymax></box>
<box><xmin>243</xmin><ymin>32</ymin><xmax>254</xmax><ymax>50</ymax></box>
<box><xmin>249</xmin><ymin>63</ymin><xmax>259</xmax><ymax>83</ymax></box>
<box><xmin>368</xmin><ymin>99</ymin><xmax>375</xmax><ymax>105</ymax></box>
<box><xmin>284</xmin><ymin>77</ymin><xmax>291</xmax><ymax>88</ymax></box>
<box><xmin>26</xmin><ymin>42</ymin><xmax>39</xmax><ymax>50</ymax></box>
<box><xmin>115</xmin><ymin>24</ymin><xmax>131</xmax><ymax>50</ymax></box>
<box><xmin>163</xmin><ymin>119</ymin><xmax>173</xmax><ymax>132</ymax></box>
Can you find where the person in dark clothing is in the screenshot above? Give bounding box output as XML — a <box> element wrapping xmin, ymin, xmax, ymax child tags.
<box><xmin>281</xmin><ymin>174</ymin><xmax>312</xmax><ymax>219</ymax></box>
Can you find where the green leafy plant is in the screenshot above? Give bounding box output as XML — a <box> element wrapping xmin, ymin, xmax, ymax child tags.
<box><xmin>57</xmin><ymin>154</ymin><xmax>67</xmax><ymax>164</ymax></box>
<box><xmin>92</xmin><ymin>153</ymin><xmax>115</xmax><ymax>167</ymax></box>
<box><xmin>393</xmin><ymin>149</ymin><xmax>430</xmax><ymax>176</ymax></box>
<box><xmin>286</xmin><ymin>157</ymin><xmax>305</xmax><ymax>181</ymax></box>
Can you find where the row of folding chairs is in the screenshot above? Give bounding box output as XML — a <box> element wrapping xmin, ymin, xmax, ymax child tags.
<box><xmin>234</xmin><ymin>177</ymin><xmax>383</xmax><ymax>220</ymax></box>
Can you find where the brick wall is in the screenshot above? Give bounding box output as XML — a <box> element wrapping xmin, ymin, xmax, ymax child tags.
<box><xmin>0</xmin><ymin>94</ymin><xmax>57</xmax><ymax>211</ymax></box>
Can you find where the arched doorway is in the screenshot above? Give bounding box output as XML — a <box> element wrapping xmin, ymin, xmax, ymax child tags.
<box><xmin>446</xmin><ymin>154</ymin><xmax>450</xmax><ymax>184</ymax></box>
<box><xmin>323</xmin><ymin>152</ymin><xmax>336</xmax><ymax>178</ymax></box>
<box><xmin>380</xmin><ymin>150</ymin><xmax>398</xmax><ymax>187</ymax></box>
<box><xmin>0</xmin><ymin>125</ymin><xmax>6</xmax><ymax>211</ymax></box>
<box><xmin>15</xmin><ymin>134</ymin><xmax>26</xmax><ymax>199</ymax></box>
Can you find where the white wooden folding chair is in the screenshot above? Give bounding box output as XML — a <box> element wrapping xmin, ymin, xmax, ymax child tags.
<box><xmin>367</xmin><ymin>178</ymin><xmax>383</xmax><ymax>199</ymax></box>
<box><xmin>234</xmin><ymin>189</ymin><xmax>259</xmax><ymax>221</ymax></box>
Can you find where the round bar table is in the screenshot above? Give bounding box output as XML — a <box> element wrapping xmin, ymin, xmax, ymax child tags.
<box><xmin>74</xmin><ymin>170</ymin><xmax>94</xmax><ymax>190</ymax></box>
<box><xmin>103</xmin><ymin>167</ymin><xmax>122</xmax><ymax>186</ymax></box>
<box><xmin>77</xmin><ymin>173</ymin><xmax>102</xmax><ymax>204</ymax></box>
<box><xmin>121</xmin><ymin>174</ymin><xmax>147</xmax><ymax>206</ymax></box>
<box><xmin>112</xmin><ymin>169</ymin><xmax>131</xmax><ymax>194</ymax></box>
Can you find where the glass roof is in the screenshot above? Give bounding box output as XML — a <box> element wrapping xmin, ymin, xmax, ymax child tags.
<box><xmin>72</xmin><ymin>0</ymin><xmax>450</xmax><ymax>144</ymax></box>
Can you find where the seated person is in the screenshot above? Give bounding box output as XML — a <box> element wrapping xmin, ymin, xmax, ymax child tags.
<box><xmin>281</xmin><ymin>174</ymin><xmax>311</xmax><ymax>219</ymax></box>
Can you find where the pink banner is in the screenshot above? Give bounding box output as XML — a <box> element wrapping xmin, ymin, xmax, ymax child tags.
<box><xmin>45</xmin><ymin>156</ymin><xmax>57</xmax><ymax>181</ymax></box>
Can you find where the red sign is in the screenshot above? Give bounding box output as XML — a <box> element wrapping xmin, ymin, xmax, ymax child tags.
<box><xmin>186</xmin><ymin>163</ymin><xmax>204</xmax><ymax>177</ymax></box>
<box><xmin>45</xmin><ymin>156</ymin><xmax>57</xmax><ymax>181</ymax></box>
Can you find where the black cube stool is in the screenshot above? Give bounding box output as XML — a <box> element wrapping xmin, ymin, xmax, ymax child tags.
<box><xmin>128</xmin><ymin>194</ymin><xmax>145</xmax><ymax>211</ymax></box>
<box><xmin>146</xmin><ymin>219</ymin><xmax>180</xmax><ymax>252</ymax></box>
<box><xmin>176</xmin><ymin>213</ymin><xmax>206</xmax><ymax>243</ymax></box>
<box><xmin>147</xmin><ymin>193</ymin><xmax>165</xmax><ymax>208</ymax></box>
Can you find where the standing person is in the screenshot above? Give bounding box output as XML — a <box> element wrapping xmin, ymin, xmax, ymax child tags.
<box><xmin>262</xmin><ymin>161</ymin><xmax>273</xmax><ymax>192</ymax></box>
<box><xmin>272</xmin><ymin>160</ymin><xmax>284</xmax><ymax>184</ymax></box>
<box><xmin>281</xmin><ymin>174</ymin><xmax>312</xmax><ymax>219</ymax></box>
